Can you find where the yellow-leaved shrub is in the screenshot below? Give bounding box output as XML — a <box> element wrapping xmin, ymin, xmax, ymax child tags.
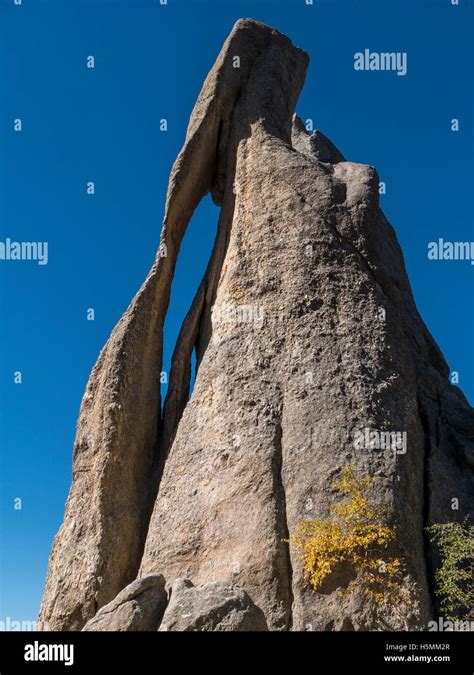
<box><xmin>288</xmin><ymin>467</ymin><xmax>409</xmax><ymax>606</ymax></box>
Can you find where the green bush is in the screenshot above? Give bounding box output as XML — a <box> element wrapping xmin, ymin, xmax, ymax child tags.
<box><xmin>426</xmin><ymin>519</ymin><xmax>474</xmax><ymax>621</ymax></box>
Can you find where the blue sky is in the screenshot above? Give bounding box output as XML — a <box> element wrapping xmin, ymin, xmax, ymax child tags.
<box><xmin>0</xmin><ymin>0</ymin><xmax>472</xmax><ymax>622</ymax></box>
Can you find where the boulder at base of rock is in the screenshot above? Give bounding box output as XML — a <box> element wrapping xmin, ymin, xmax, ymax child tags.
<box><xmin>82</xmin><ymin>575</ymin><xmax>167</xmax><ymax>632</ymax></box>
<box><xmin>158</xmin><ymin>579</ymin><xmax>268</xmax><ymax>632</ymax></box>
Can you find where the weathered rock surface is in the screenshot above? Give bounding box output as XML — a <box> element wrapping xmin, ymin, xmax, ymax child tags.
<box><xmin>82</xmin><ymin>575</ymin><xmax>167</xmax><ymax>632</ymax></box>
<box><xmin>158</xmin><ymin>580</ymin><xmax>268</xmax><ymax>632</ymax></box>
<box><xmin>40</xmin><ymin>18</ymin><xmax>473</xmax><ymax>632</ymax></box>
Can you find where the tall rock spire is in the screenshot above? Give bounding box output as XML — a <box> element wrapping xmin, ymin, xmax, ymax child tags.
<box><xmin>39</xmin><ymin>19</ymin><xmax>473</xmax><ymax>632</ymax></box>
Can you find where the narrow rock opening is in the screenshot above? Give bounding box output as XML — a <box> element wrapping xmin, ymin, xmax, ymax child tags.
<box><xmin>161</xmin><ymin>193</ymin><xmax>220</xmax><ymax>409</ymax></box>
<box><xmin>189</xmin><ymin>348</ymin><xmax>197</xmax><ymax>401</ymax></box>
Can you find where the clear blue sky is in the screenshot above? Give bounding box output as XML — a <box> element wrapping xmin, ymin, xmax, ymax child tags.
<box><xmin>0</xmin><ymin>0</ymin><xmax>472</xmax><ymax>622</ymax></box>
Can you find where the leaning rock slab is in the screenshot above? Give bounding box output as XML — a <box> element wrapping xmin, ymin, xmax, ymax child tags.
<box><xmin>82</xmin><ymin>575</ymin><xmax>167</xmax><ymax>632</ymax></box>
<box><xmin>158</xmin><ymin>580</ymin><xmax>268</xmax><ymax>632</ymax></box>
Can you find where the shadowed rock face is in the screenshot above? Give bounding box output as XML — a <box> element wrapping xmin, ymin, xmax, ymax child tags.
<box><xmin>39</xmin><ymin>19</ymin><xmax>473</xmax><ymax>632</ymax></box>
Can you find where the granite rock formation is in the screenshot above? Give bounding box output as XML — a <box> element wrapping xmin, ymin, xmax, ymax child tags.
<box><xmin>39</xmin><ymin>19</ymin><xmax>473</xmax><ymax>632</ymax></box>
<box><xmin>82</xmin><ymin>575</ymin><xmax>167</xmax><ymax>632</ymax></box>
<box><xmin>158</xmin><ymin>580</ymin><xmax>268</xmax><ymax>632</ymax></box>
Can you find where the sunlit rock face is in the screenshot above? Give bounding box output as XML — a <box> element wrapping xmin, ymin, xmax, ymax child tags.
<box><xmin>39</xmin><ymin>19</ymin><xmax>473</xmax><ymax>632</ymax></box>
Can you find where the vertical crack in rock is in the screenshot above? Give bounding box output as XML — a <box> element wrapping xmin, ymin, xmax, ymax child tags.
<box><xmin>273</xmin><ymin>401</ymin><xmax>294</xmax><ymax>630</ymax></box>
<box><xmin>417</xmin><ymin>394</ymin><xmax>437</xmax><ymax>617</ymax></box>
<box><xmin>159</xmin><ymin>280</ymin><xmax>207</xmax><ymax>462</ymax></box>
